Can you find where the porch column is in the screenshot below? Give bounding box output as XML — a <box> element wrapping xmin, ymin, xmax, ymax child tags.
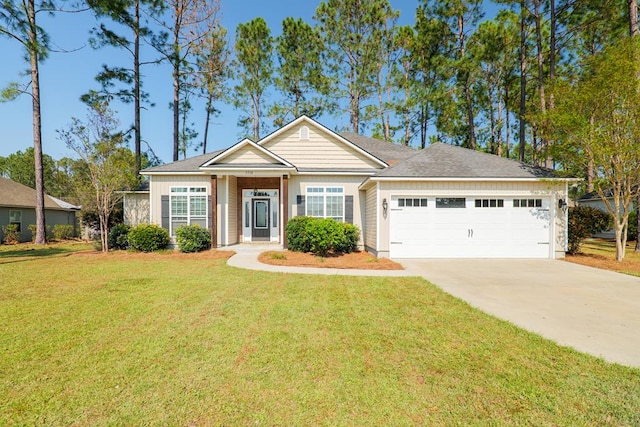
<box><xmin>282</xmin><ymin>175</ymin><xmax>288</xmax><ymax>249</ymax></box>
<box><xmin>210</xmin><ymin>175</ymin><xmax>217</xmax><ymax>248</ymax></box>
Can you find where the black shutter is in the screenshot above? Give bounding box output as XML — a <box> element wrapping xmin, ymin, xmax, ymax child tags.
<box><xmin>345</xmin><ymin>195</ymin><xmax>354</xmax><ymax>224</ymax></box>
<box><xmin>161</xmin><ymin>195</ymin><xmax>169</xmax><ymax>230</ymax></box>
<box><xmin>297</xmin><ymin>195</ymin><xmax>305</xmax><ymax>216</ymax></box>
<box><xmin>207</xmin><ymin>195</ymin><xmax>212</xmax><ymax>229</ymax></box>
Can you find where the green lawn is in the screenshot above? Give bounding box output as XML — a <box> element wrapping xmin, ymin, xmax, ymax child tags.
<box><xmin>1</xmin><ymin>243</ymin><xmax>639</xmax><ymax>425</ymax></box>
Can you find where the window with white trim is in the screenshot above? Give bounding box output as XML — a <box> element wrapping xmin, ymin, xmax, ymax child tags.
<box><xmin>9</xmin><ymin>210</ymin><xmax>22</xmax><ymax>232</ymax></box>
<box><xmin>306</xmin><ymin>186</ymin><xmax>344</xmax><ymax>221</ymax></box>
<box><xmin>170</xmin><ymin>187</ymin><xmax>207</xmax><ymax>235</ymax></box>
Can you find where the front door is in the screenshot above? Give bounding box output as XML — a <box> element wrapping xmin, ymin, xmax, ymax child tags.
<box><xmin>252</xmin><ymin>199</ymin><xmax>270</xmax><ymax>241</ymax></box>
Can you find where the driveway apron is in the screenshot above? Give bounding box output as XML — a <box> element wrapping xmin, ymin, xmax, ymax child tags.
<box><xmin>400</xmin><ymin>259</ymin><xmax>640</xmax><ymax>368</ymax></box>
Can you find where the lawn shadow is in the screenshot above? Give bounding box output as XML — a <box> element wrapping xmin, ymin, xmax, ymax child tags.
<box><xmin>0</xmin><ymin>246</ymin><xmax>76</xmax><ymax>264</ymax></box>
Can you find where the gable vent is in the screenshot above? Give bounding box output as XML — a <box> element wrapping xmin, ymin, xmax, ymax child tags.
<box><xmin>299</xmin><ymin>126</ymin><xmax>309</xmax><ymax>141</ymax></box>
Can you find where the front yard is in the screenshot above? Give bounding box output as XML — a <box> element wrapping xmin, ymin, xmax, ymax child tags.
<box><xmin>565</xmin><ymin>238</ymin><xmax>640</xmax><ymax>276</ymax></box>
<box><xmin>1</xmin><ymin>243</ymin><xmax>639</xmax><ymax>425</ymax></box>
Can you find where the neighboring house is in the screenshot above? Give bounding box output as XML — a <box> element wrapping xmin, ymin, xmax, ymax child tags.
<box><xmin>0</xmin><ymin>176</ymin><xmax>80</xmax><ymax>242</ymax></box>
<box><xmin>577</xmin><ymin>191</ymin><xmax>635</xmax><ymax>239</ymax></box>
<box><xmin>140</xmin><ymin>116</ymin><xmax>574</xmax><ymax>259</ymax></box>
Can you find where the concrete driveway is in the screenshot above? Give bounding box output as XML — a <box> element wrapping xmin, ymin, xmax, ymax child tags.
<box><xmin>400</xmin><ymin>259</ymin><xmax>640</xmax><ymax>368</ymax></box>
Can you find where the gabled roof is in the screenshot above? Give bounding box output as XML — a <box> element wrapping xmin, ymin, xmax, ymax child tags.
<box><xmin>201</xmin><ymin>138</ymin><xmax>294</xmax><ymax>169</ymax></box>
<box><xmin>142</xmin><ymin>150</ymin><xmax>225</xmax><ymax>174</ymax></box>
<box><xmin>0</xmin><ymin>177</ymin><xmax>80</xmax><ymax>211</ymax></box>
<box><xmin>258</xmin><ymin>116</ymin><xmax>388</xmax><ymax>168</ymax></box>
<box><xmin>373</xmin><ymin>142</ymin><xmax>561</xmax><ymax>179</ymax></box>
<box><xmin>338</xmin><ymin>132</ymin><xmax>416</xmax><ymax>165</ymax></box>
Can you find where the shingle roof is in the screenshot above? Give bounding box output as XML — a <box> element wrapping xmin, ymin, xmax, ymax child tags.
<box><xmin>374</xmin><ymin>142</ymin><xmax>559</xmax><ymax>179</ymax></box>
<box><xmin>0</xmin><ymin>177</ymin><xmax>80</xmax><ymax>210</ymax></box>
<box><xmin>338</xmin><ymin>132</ymin><xmax>416</xmax><ymax>165</ymax></box>
<box><xmin>141</xmin><ymin>150</ymin><xmax>225</xmax><ymax>173</ymax></box>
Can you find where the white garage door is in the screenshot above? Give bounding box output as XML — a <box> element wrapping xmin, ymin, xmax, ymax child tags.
<box><xmin>389</xmin><ymin>196</ymin><xmax>551</xmax><ymax>258</ymax></box>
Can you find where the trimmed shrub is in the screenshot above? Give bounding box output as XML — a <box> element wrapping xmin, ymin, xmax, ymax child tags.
<box><xmin>176</xmin><ymin>224</ymin><xmax>211</xmax><ymax>253</ymax></box>
<box><xmin>335</xmin><ymin>223</ymin><xmax>360</xmax><ymax>254</ymax></box>
<box><xmin>52</xmin><ymin>224</ymin><xmax>74</xmax><ymax>240</ymax></box>
<box><xmin>28</xmin><ymin>224</ymin><xmax>52</xmax><ymax>242</ymax></box>
<box><xmin>286</xmin><ymin>216</ymin><xmax>315</xmax><ymax>253</ymax></box>
<box><xmin>108</xmin><ymin>224</ymin><xmax>131</xmax><ymax>250</ymax></box>
<box><xmin>2</xmin><ymin>224</ymin><xmax>20</xmax><ymax>244</ymax></box>
<box><xmin>568</xmin><ymin>206</ymin><xmax>611</xmax><ymax>254</ymax></box>
<box><xmin>128</xmin><ymin>224</ymin><xmax>170</xmax><ymax>252</ymax></box>
<box><xmin>286</xmin><ymin>216</ymin><xmax>360</xmax><ymax>256</ymax></box>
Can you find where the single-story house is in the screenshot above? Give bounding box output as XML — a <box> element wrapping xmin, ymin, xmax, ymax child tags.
<box><xmin>0</xmin><ymin>176</ymin><xmax>80</xmax><ymax>242</ymax></box>
<box><xmin>139</xmin><ymin>116</ymin><xmax>573</xmax><ymax>259</ymax></box>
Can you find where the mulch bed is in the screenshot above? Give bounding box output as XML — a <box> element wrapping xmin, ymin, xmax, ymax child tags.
<box><xmin>258</xmin><ymin>250</ymin><xmax>404</xmax><ymax>270</ymax></box>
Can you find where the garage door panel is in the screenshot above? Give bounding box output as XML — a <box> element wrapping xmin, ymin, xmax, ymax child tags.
<box><xmin>390</xmin><ymin>196</ymin><xmax>552</xmax><ymax>259</ymax></box>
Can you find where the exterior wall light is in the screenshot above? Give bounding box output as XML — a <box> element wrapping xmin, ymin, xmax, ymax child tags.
<box><xmin>382</xmin><ymin>198</ymin><xmax>388</xmax><ymax>218</ymax></box>
<box><xmin>558</xmin><ymin>198</ymin><xmax>567</xmax><ymax>212</ymax></box>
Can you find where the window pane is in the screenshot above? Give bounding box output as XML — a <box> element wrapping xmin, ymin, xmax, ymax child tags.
<box><xmin>436</xmin><ymin>198</ymin><xmax>466</xmax><ymax>208</ymax></box>
<box><xmin>420</xmin><ymin>199</ymin><xmax>428</xmax><ymax>207</ymax></box>
<box><xmin>171</xmin><ymin>187</ymin><xmax>187</xmax><ymax>193</ymax></box>
<box><xmin>190</xmin><ymin>196</ymin><xmax>207</xmax><ymax>216</ymax></box>
<box><xmin>190</xmin><ymin>187</ymin><xmax>206</xmax><ymax>193</ymax></box>
<box><xmin>398</xmin><ymin>198</ymin><xmax>405</xmax><ymax>207</ymax></box>
<box><xmin>190</xmin><ymin>218</ymin><xmax>207</xmax><ymax>228</ymax></box>
<box><xmin>475</xmin><ymin>199</ymin><xmax>481</xmax><ymax>208</ymax></box>
<box><xmin>513</xmin><ymin>199</ymin><xmax>520</xmax><ymax>207</ymax></box>
<box><xmin>307</xmin><ymin>187</ymin><xmax>324</xmax><ymax>193</ymax></box>
<box><xmin>9</xmin><ymin>210</ymin><xmax>21</xmax><ymax>223</ymax></box>
<box><xmin>535</xmin><ymin>199</ymin><xmax>542</xmax><ymax>207</ymax></box>
<box><xmin>171</xmin><ymin>219</ymin><xmax>187</xmax><ymax>235</ymax></box>
<box><xmin>307</xmin><ymin>195</ymin><xmax>324</xmax><ymax>217</ymax></box>
<box><xmin>326</xmin><ymin>187</ymin><xmax>343</xmax><ymax>193</ymax></box>
<box><xmin>498</xmin><ymin>199</ymin><xmax>504</xmax><ymax>207</ymax></box>
<box><xmin>490</xmin><ymin>199</ymin><xmax>497</xmax><ymax>207</ymax></box>
<box><xmin>254</xmin><ymin>201</ymin><xmax>268</xmax><ymax>228</ymax></box>
<box><xmin>482</xmin><ymin>199</ymin><xmax>489</xmax><ymax>207</ymax></box>
<box><xmin>326</xmin><ymin>195</ymin><xmax>343</xmax><ymax>218</ymax></box>
<box><xmin>171</xmin><ymin>196</ymin><xmax>187</xmax><ymax>216</ymax></box>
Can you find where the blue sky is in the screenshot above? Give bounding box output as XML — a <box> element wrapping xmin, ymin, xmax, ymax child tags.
<box><xmin>1</xmin><ymin>0</ymin><xmax>497</xmax><ymax>164</ymax></box>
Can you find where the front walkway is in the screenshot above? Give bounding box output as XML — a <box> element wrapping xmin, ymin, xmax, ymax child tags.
<box><xmin>226</xmin><ymin>246</ymin><xmax>640</xmax><ymax>368</ymax></box>
<box><xmin>225</xmin><ymin>244</ymin><xmax>411</xmax><ymax>277</ymax></box>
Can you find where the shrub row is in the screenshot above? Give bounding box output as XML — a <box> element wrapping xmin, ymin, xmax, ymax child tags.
<box><xmin>107</xmin><ymin>223</ymin><xmax>210</xmax><ymax>253</ymax></box>
<box><xmin>286</xmin><ymin>216</ymin><xmax>359</xmax><ymax>256</ymax></box>
<box><xmin>2</xmin><ymin>224</ymin><xmax>75</xmax><ymax>244</ymax></box>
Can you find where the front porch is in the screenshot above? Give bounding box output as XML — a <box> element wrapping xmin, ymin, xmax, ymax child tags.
<box><xmin>210</xmin><ymin>175</ymin><xmax>290</xmax><ymax>248</ymax></box>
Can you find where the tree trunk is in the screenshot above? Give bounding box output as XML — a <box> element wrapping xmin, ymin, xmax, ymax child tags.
<box><xmin>629</xmin><ymin>0</ymin><xmax>640</xmax><ymax>250</ymax></box>
<box><xmin>534</xmin><ymin>0</ymin><xmax>551</xmax><ymax>168</ymax></box>
<box><xmin>519</xmin><ymin>0</ymin><xmax>527</xmax><ymax>162</ymax></box>
<box><xmin>629</xmin><ymin>0</ymin><xmax>639</xmax><ymax>36</ymax></box>
<box><xmin>134</xmin><ymin>0</ymin><xmax>141</xmax><ymax>174</ymax></box>
<box><xmin>505</xmin><ymin>86</ymin><xmax>510</xmax><ymax>158</ymax></box>
<box><xmin>549</xmin><ymin>0</ymin><xmax>556</xmax><ymax>113</ymax></box>
<box><xmin>203</xmin><ymin>94</ymin><xmax>213</xmax><ymax>154</ymax></box>
<box><xmin>28</xmin><ymin>0</ymin><xmax>46</xmax><ymax>245</ymax></box>
<box><xmin>489</xmin><ymin>86</ymin><xmax>496</xmax><ymax>154</ymax></box>
<box><xmin>172</xmin><ymin>8</ymin><xmax>180</xmax><ymax>162</ymax></box>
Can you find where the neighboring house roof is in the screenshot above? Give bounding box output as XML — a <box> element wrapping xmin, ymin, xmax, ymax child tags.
<box><xmin>0</xmin><ymin>176</ymin><xmax>80</xmax><ymax>211</ymax></box>
<box><xmin>142</xmin><ymin>150</ymin><xmax>225</xmax><ymax>174</ymax></box>
<box><xmin>338</xmin><ymin>132</ymin><xmax>416</xmax><ymax>165</ymax></box>
<box><xmin>372</xmin><ymin>142</ymin><xmax>561</xmax><ymax>179</ymax></box>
